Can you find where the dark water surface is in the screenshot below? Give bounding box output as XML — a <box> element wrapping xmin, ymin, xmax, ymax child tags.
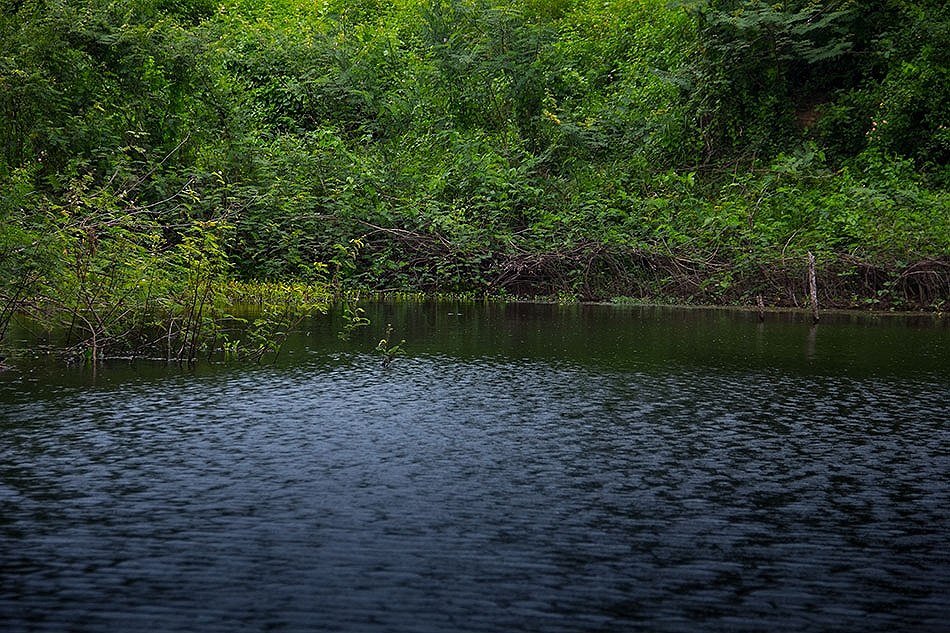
<box><xmin>2</xmin><ymin>303</ymin><xmax>948</xmax><ymax>632</ymax></box>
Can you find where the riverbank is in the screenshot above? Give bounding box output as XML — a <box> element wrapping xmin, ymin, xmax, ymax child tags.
<box><xmin>344</xmin><ymin>249</ymin><xmax>949</xmax><ymax>313</ymax></box>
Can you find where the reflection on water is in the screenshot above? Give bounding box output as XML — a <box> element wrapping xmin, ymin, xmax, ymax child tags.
<box><xmin>1</xmin><ymin>303</ymin><xmax>948</xmax><ymax>632</ymax></box>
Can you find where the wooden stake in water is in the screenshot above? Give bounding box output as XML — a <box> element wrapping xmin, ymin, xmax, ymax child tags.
<box><xmin>807</xmin><ymin>251</ymin><xmax>819</xmax><ymax>323</ymax></box>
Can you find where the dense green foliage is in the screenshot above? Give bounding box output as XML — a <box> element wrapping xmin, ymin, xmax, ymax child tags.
<box><xmin>1</xmin><ymin>0</ymin><xmax>948</xmax><ymax>355</ymax></box>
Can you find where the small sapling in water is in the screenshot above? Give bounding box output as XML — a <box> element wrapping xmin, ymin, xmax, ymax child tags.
<box><xmin>375</xmin><ymin>323</ymin><xmax>405</xmax><ymax>367</ymax></box>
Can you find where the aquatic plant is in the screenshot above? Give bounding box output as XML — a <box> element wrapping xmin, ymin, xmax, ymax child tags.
<box><xmin>375</xmin><ymin>323</ymin><xmax>405</xmax><ymax>367</ymax></box>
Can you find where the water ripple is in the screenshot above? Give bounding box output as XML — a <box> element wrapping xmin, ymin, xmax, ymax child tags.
<box><xmin>2</xmin><ymin>355</ymin><xmax>948</xmax><ymax>632</ymax></box>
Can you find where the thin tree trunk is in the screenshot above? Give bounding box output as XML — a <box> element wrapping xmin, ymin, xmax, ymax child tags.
<box><xmin>807</xmin><ymin>251</ymin><xmax>819</xmax><ymax>323</ymax></box>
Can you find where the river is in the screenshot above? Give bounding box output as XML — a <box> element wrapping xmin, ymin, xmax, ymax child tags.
<box><xmin>2</xmin><ymin>302</ymin><xmax>948</xmax><ymax>632</ymax></box>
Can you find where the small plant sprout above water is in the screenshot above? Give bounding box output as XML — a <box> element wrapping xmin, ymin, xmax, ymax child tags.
<box><xmin>375</xmin><ymin>323</ymin><xmax>405</xmax><ymax>367</ymax></box>
<box><xmin>338</xmin><ymin>298</ymin><xmax>370</xmax><ymax>341</ymax></box>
